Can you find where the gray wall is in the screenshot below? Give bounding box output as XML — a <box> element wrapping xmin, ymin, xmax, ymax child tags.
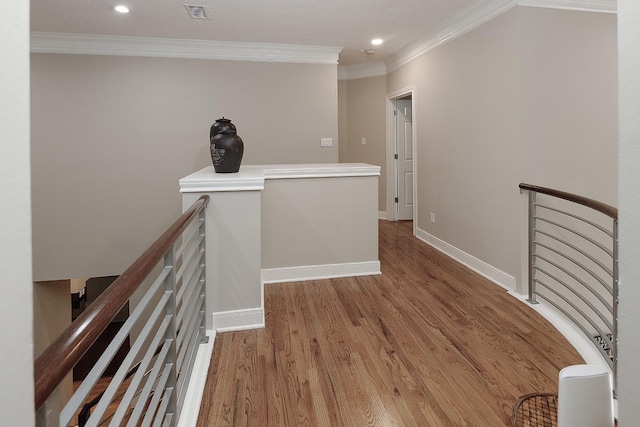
<box><xmin>519</xmin><ymin>7</ymin><xmax>618</xmax><ymax>207</ymax></box>
<box><xmin>262</xmin><ymin>176</ymin><xmax>379</xmax><ymax>269</ymax></box>
<box><xmin>381</xmin><ymin>6</ymin><xmax>617</xmax><ymax>289</ymax></box>
<box><xmin>33</xmin><ymin>281</ymin><xmax>73</xmax><ymax>407</ymax></box>
<box><xmin>387</xmin><ymin>8</ymin><xmax>521</xmax><ymax>282</ymax></box>
<box><xmin>341</xmin><ymin>76</ymin><xmax>388</xmax><ymax>213</ymax></box>
<box><xmin>31</xmin><ymin>54</ymin><xmax>338</xmax><ymax>281</ymax></box>
<box><xmin>338</xmin><ymin>79</ymin><xmax>349</xmax><ymax>162</ymax></box>
<box><xmin>0</xmin><ymin>0</ymin><xmax>35</xmax><ymax>424</ymax></box>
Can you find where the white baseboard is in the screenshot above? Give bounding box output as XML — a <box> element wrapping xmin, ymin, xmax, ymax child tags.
<box><xmin>415</xmin><ymin>227</ymin><xmax>516</xmax><ymax>291</ymax></box>
<box><xmin>177</xmin><ymin>329</ymin><xmax>216</xmax><ymax>427</ymax></box>
<box><xmin>507</xmin><ymin>291</ymin><xmax>610</xmax><ymax>370</ymax></box>
<box><xmin>378</xmin><ymin>211</ymin><xmax>387</xmax><ymax>220</ymax></box>
<box><xmin>212</xmin><ymin>308</ymin><xmax>265</xmax><ymax>332</ymax></box>
<box><xmin>507</xmin><ymin>291</ymin><xmax>617</xmax><ymax>418</ymax></box>
<box><xmin>262</xmin><ymin>261</ymin><xmax>381</xmax><ymax>284</ymax></box>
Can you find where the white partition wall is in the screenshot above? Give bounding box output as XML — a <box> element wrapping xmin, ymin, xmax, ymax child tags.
<box><xmin>181</xmin><ymin>167</ymin><xmax>264</xmax><ymax>331</ymax></box>
<box><xmin>261</xmin><ymin>164</ymin><xmax>381</xmax><ymax>283</ymax></box>
<box><xmin>180</xmin><ymin>163</ymin><xmax>380</xmax><ymax>332</ymax></box>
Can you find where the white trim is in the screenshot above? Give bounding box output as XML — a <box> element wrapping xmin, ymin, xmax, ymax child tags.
<box><xmin>386</xmin><ymin>86</ymin><xmax>417</xmax><ymax>101</ymax></box>
<box><xmin>179</xmin><ymin>179</ymin><xmax>265</xmax><ymax>193</ymax></box>
<box><xmin>386</xmin><ymin>85</ymin><xmax>417</xmax><ymax>230</ymax></box>
<box><xmin>180</xmin><ymin>164</ymin><xmax>381</xmax><ymax>192</ymax></box>
<box><xmin>32</xmin><ymin>0</ymin><xmax>615</xmax><ymax>71</ymax></box>
<box><xmin>262</xmin><ymin>261</ymin><xmax>381</xmax><ymax>284</ymax></box>
<box><xmin>30</xmin><ymin>32</ymin><xmax>342</xmax><ymax>64</ymax></box>
<box><xmin>507</xmin><ymin>292</ymin><xmax>618</xmax><ymax>418</ymax></box>
<box><xmin>518</xmin><ymin>0</ymin><xmax>616</xmax><ymax>13</ymax></box>
<box><xmin>385</xmin><ymin>0</ymin><xmax>518</xmax><ymax>72</ymax></box>
<box><xmin>386</xmin><ymin>96</ymin><xmax>397</xmax><ymax>222</ymax></box>
<box><xmin>415</xmin><ymin>227</ymin><xmax>516</xmax><ymax>291</ymax></box>
<box><xmin>337</xmin><ymin>66</ymin><xmax>348</xmax><ymax>81</ymax></box>
<box><xmin>212</xmin><ymin>308</ymin><xmax>265</xmax><ymax>332</ymax></box>
<box><xmin>507</xmin><ymin>291</ymin><xmax>611</xmax><ymax>369</ymax></box>
<box><xmin>179</xmin><ymin>166</ymin><xmax>265</xmax><ymax>193</ymax></box>
<box><xmin>177</xmin><ymin>329</ymin><xmax>216</xmax><ymax>427</ymax></box>
<box><xmin>340</xmin><ymin>0</ymin><xmax>615</xmax><ymax>76</ymax></box>
<box><xmin>378</xmin><ymin>211</ymin><xmax>387</xmax><ymax>220</ymax></box>
<box><xmin>262</xmin><ymin>163</ymin><xmax>381</xmax><ymax>179</ymax></box>
<box><xmin>337</xmin><ymin>61</ymin><xmax>387</xmax><ymax>81</ymax></box>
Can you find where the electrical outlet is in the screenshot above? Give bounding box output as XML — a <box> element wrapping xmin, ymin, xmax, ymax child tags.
<box><xmin>430</xmin><ymin>212</ymin><xmax>436</xmax><ymax>223</ymax></box>
<box><xmin>320</xmin><ymin>138</ymin><xmax>333</xmax><ymax>147</ymax></box>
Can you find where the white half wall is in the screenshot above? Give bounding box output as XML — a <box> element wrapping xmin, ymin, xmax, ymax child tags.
<box><xmin>182</xmin><ymin>179</ymin><xmax>263</xmax><ymax>331</ymax></box>
<box><xmin>181</xmin><ymin>163</ymin><xmax>380</xmax><ymax>332</ymax></box>
<box><xmin>261</xmin><ymin>172</ymin><xmax>380</xmax><ymax>271</ymax></box>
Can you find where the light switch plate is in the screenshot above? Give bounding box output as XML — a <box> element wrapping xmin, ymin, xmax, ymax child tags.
<box><xmin>321</xmin><ymin>138</ymin><xmax>333</xmax><ymax>147</ymax></box>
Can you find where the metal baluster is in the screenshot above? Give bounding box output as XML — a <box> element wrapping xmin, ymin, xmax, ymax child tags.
<box><xmin>528</xmin><ymin>191</ymin><xmax>538</xmax><ymax>304</ymax></box>
<box><xmin>612</xmin><ymin>218</ymin><xmax>619</xmax><ymax>398</ymax></box>
<box><xmin>164</xmin><ymin>247</ymin><xmax>178</xmax><ymax>426</ymax></box>
<box><xmin>199</xmin><ymin>210</ymin><xmax>207</xmax><ymax>344</ymax></box>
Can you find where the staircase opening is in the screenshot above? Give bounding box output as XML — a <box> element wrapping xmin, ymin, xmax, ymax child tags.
<box><xmin>72</xmin><ymin>276</ymin><xmax>130</xmax><ymax>381</ymax></box>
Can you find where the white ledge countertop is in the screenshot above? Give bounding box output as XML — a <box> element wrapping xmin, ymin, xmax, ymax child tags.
<box><xmin>179</xmin><ymin>163</ymin><xmax>381</xmax><ymax>193</ymax></box>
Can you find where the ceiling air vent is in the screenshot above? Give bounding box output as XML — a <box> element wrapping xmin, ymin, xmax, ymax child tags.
<box><xmin>184</xmin><ymin>5</ymin><xmax>208</xmax><ymax>19</ymax></box>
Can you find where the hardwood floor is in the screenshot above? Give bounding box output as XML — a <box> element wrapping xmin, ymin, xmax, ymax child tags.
<box><xmin>196</xmin><ymin>220</ymin><xmax>583</xmax><ymax>426</ymax></box>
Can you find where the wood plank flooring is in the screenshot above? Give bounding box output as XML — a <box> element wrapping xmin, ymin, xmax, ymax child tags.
<box><xmin>197</xmin><ymin>220</ymin><xmax>583</xmax><ymax>426</ymax></box>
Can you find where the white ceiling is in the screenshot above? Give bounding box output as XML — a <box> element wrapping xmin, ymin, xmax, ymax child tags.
<box><xmin>30</xmin><ymin>0</ymin><xmax>477</xmax><ymax>66</ymax></box>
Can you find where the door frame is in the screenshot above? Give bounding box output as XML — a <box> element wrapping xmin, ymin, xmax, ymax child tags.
<box><xmin>386</xmin><ymin>85</ymin><xmax>417</xmax><ymax>235</ymax></box>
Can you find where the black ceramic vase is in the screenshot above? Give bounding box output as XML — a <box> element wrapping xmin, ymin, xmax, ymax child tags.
<box><xmin>209</xmin><ymin>117</ymin><xmax>244</xmax><ymax>173</ymax></box>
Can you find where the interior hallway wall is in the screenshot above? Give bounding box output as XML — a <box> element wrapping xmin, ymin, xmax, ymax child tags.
<box><xmin>31</xmin><ymin>54</ymin><xmax>338</xmax><ymax>281</ymax></box>
<box><xmin>338</xmin><ymin>79</ymin><xmax>349</xmax><ymax>162</ymax></box>
<box><xmin>340</xmin><ymin>75</ymin><xmax>387</xmax><ymax>213</ymax></box>
<box><xmin>385</xmin><ymin>6</ymin><xmax>617</xmax><ymax>289</ymax></box>
<box><xmin>519</xmin><ymin>6</ymin><xmax>618</xmax><ymax>207</ymax></box>
<box><xmin>33</xmin><ymin>281</ymin><xmax>73</xmax><ymax>405</ymax></box>
<box><xmin>387</xmin><ymin>8</ymin><xmax>521</xmax><ymax>285</ymax></box>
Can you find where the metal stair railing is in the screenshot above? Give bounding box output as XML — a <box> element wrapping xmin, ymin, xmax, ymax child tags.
<box><xmin>34</xmin><ymin>195</ymin><xmax>209</xmax><ymax>426</ymax></box>
<box><xmin>519</xmin><ymin>183</ymin><xmax>617</xmax><ymax>395</ymax></box>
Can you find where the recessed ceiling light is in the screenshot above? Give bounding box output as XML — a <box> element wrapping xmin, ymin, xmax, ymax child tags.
<box><xmin>114</xmin><ymin>5</ymin><xmax>129</xmax><ymax>13</ymax></box>
<box><xmin>371</xmin><ymin>38</ymin><xmax>383</xmax><ymax>45</ymax></box>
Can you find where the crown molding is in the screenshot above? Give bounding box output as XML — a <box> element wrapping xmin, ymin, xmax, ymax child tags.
<box><xmin>384</xmin><ymin>0</ymin><xmax>616</xmax><ymax>73</ymax></box>
<box><xmin>385</xmin><ymin>0</ymin><xmax>518</xmax><ymax>73</ymax></box>
<box><xmin>518</xmin><ymin>0</ymin><xmax>616</xmax><ymax>13</ymax></box>
<box><xmin>337</xmin><ymin>61</ymin><xmax>387</xmax><ymax>81</ymax></box>
<box><xmin>32</xmin><ymin>0</ymin><xmax>615</xmax><ymax>69</ymax></box>
<box><xmin>30</xmin><ymin>32</ymin><xmax>342</xmax><ymax>64</ymax></box>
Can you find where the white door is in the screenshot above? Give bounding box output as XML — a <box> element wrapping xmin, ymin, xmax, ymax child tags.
<box><xmin>395</xmin><ymin>99</ymin><xmax>413</xmax><ymax>220</ymax></box>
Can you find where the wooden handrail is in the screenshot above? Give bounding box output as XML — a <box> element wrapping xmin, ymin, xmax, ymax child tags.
<box><xmin>519</xmin><ymin>183</ymin><xmax>617</xmax><ymax>220</ymax></box>
<box><xmin>34</xmin><ymin>195</ymin><xmax>209</xmax><ymax>410</ymax></box>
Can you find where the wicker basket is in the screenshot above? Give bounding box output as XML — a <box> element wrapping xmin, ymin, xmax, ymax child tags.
<box><xmin>512</xmin><ymin>393</ymin><xmax>558</xmax><ymax>427</ymax></box>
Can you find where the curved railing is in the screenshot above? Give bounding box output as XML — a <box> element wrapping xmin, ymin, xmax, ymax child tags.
<box><xmin>35</xmin><ymin>195</ymin><xmax>209</xmax><ymax>426</ymax></box>
<box><xmin>519</xmin><ymin>184</ymin><xmax>617</xmax><ymax>218</ymax></box>
<box><xmin>519</xmin><ymin>183</ymin><xmax>617</xmax><ymax>392</ymax></box>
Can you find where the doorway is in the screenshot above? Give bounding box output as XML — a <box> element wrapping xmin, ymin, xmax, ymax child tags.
<box><xmin>386</xmin><ymin>86</ymin><xmax>417</xmax><ymax>233</ymax></box>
